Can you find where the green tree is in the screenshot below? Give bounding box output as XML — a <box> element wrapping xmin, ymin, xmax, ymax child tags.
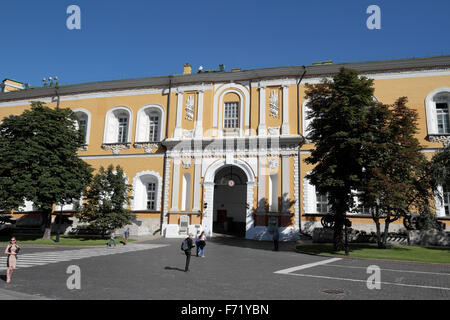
<box><xmin>430</xmin><ymin>144</ymin><xmax>450</xmax><ymax>189</ymax></box>
<box><xmin>304</xmin><ymin>68</ymin><xmax>375</xmax><ymax>253</ymax></box>
<box><xmin>360</xmin><ymin>97</ymin><xmax>434</xmax><ymax>248</ymax></box>
<box><xmin>0</xmin><ymin>102</ymin><xmax>93</xmax><ymax>239</ymax></box>
<box><xmin>78</xmin><ymin>165</ymin><xmax>135</xmax><ymax>236</ymax></box>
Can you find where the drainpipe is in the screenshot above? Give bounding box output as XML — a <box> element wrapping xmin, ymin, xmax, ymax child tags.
<box><xmin>296</xmin><ymin>66</ymin><xmax>307</xmax><ymax>235</ymax></box>
<box><xmin>160</xmin><ymin>76</ymin><xmax>173</xmax><ymax>236</ymax></box>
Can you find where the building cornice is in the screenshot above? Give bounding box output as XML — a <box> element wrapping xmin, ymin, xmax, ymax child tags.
<box><xmin>1</xmin><ymin>55</ymin><xmax>449</xmax><ymax>104</ymax></box>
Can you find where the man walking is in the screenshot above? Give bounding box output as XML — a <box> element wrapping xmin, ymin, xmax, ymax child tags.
<box><xmin>273</xmin><ymin>228</ymin><xmax>279</xmax><ymax>251</ymax></box>
<box><xmin>124</xmin><ymin>228</ymin><xmax>130</xmax><ymax>245</ymax></box>
<box><xmin>182</xmin><ymin>234</ymin><xmax>195</xmax><ymax>272</ymax></box>
<box><xmin>107</xmin><ymin>232</ymin><xmax>117</xmax><ymax>248</ymax></box>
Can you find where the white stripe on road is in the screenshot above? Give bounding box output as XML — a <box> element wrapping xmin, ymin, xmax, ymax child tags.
<box><xmin>324</xmin><ymin>264</ymin><xmax>450</xmax><ymax>276</ymax></box>
<box><xmin>274</xmin><ymin>258</ymin><xmax>342</xmax><ymax>274</ymax></box>
<box><xmin>0</xmin><ymin>244</ymin><xmax>169</xmax><ymax>270</ymax></box>
<box><xmin>286</xmin><ymin>273</ymin><xmax>450</xmax><ymax>291</ymax></box>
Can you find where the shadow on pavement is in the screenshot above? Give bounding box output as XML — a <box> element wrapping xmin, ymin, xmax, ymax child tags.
<box><xmin>164</xmin><ymin>266</ymin><xmax>185</xmax><ymax>272</ymax></box>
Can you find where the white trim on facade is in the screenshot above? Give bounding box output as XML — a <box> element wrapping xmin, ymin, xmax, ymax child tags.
<box><xmin>425</xmin><ymin>87</ymin><xmax>450</xmax><ymax>135</ymax></box>
<box><xmin>103</xmin><ymin>106</ymin><xmax>133</xmax><ymax>144</ymax></box>
<box><xmin>135</xmin><ymin>104</ymin><xmax>165</xmax><ymax>142</ymax></box>
<box><xmin>213</xmin><ymin>83</ymin><xmax>250</xmax><ymax>137</ymax></box>
<box><xmin>131</xmin><ymin>170</ymin><xmax>163</xmax><ymax>211</ymax></box>
<box><xmin>73</xmin><ymin>108</ymin><xmax>92</xmax><ymax>146</ymax></box>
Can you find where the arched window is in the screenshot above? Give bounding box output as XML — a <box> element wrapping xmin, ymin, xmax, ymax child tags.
<box><xmin>103</xmin><ymin>107</ymin><xmax>132</xmax><ymax>144</ymax></box>
<box><xmin>135</xmin><ymin>105</ymin><xmax>165</xmax><ymax>142</ymax></box>
<box><xmin>425</xmin><ymin>88</ymin><xmax>450</xmax><ymax>135</ymax></box>
<box><xmin>269</xmin><ymin>174</ymin><xmax>278</xmax><ymax>212</ymax></box>
<box><xmin>73</xmin><ymin>109</ymin><xmax>91</xmax><ymax>146</ymax></box>
<box><xmin>131</xmin><ymin>171</ymin><xmax>162</xmax><ymax>211</ymax></box>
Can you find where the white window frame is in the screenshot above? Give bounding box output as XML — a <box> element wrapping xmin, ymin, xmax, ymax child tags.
<box><xmin>146</xmin><ymin>182</ymin><xmax>157</xmax><ymax>210</ymax></box>
<box><xmin>425</xmin><ymin>88</ymin><xmax>450</xmax><ymax>135</ymax></box>
<box><xmin>135</xmin><ymin>105</ymin><xmax>165</xmax><ymax>143</ymax></box>
<box><xmin>73</xmin><ymin>108</ymin><xmax>91</xmax><ymax>145</ymax></box>
<box><xmin>103</xmin><ymin>106</ymin><xmax>133</xmax><ymax>144</ymax></box>
<box><xmin>131</xmin><ymin>171</ymin><xmax>163</xmax><ymax>211</ymax></box>
<box><xmin>224</xmin><ymin>101</ymin><xmax>239</xmax><ymax>129</ymax></box>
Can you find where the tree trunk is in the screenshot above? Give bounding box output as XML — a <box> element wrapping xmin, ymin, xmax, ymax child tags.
<box><xmin>333</xmin><ymin>215</ymin><xmax>345</xmax><ymax>252</ymax></box>
<box><xmin>41</xmin><ymin>210</ymin><xmax>52</xmax><ymax>240</ymax></box>
<box><xmin>382</xmin><ymin>218</ymin><xmax>391</xmax><ymax>248</ymax></box>
<box><xmin>374</xmin><ymin>218</ymin><xmax>383</xmax><ymax>249</ymax></box>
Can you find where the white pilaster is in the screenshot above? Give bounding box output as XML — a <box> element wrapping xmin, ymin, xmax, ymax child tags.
<box><xmin>257</xmin><ymin>155</ymin><xmax>266</xmax><ymax>212</ymax></box>
<box><xmin>173</xmin><ymin>90</ymin><xmax>184</xmax><ymax>138</ymax></box>
<box><xmin>194</xmin><ymin>90</ymin><xmax>204</xmax><ymax>138</ymax></box>
<box><xmin>192</xmin><ymin>157</ymin><xmax>202</xmax><ymax>210</ymax></box>
<box><xmin>282</xmin><ymin>155</ymin><xmax>290</xmax><ymax>211</ymax></box>
<box><xmin>170</xmin><ymin>157</ymin><xmax>181</xmax><ymax>211</ymax></box>
<box><xmin>258</xmin><ymin>84</ymin><xmax>267</xmax><ymax>136</ymax></box>
<box><xmin>282</xmin><ymin>85</ymin><xmax>290</xmax><ymax>135</ymax></box>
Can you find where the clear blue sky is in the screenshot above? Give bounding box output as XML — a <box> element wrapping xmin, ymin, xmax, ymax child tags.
<box><xmin>1</xmin><ymin>0</ymin><xmax>449</xmax><ymax>87</ymax></box>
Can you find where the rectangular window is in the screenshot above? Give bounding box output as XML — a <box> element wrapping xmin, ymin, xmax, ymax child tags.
<box><xmin>118</xmin><ymin>117</ymin><xmax>128</xmax><ymax>143</ymax></box>
<box><xmin>149</xmin><ymin>116</ymin><xmax>159</xmax><ymax>142</ymax></box>
<box><xmin>147</xmin><ymin>183</ymin><xmax>156</xmax><ymax>210</ymax></box>
<box><xmin>437</xmin><ymin>103</ymin><xmax>450</xmax><ymax>134</ymax></box>
<box><xmin>224</xmin><ymin>102</ymin><xmax>239</xmax><ymax>128</ymax></box>
<box><xmin>444</xmin><ymin>186</ymin><xmax>450</xmax><ymax>216</ymax></box>
<box><xmin>316</xmin><ymin>192</ymin><xmax>329</xmax><ymax>214</ymax></box>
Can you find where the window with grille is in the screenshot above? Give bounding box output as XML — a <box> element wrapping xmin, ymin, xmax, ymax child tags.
<box><xmin>147</xmin><ymin>183</ymin><xmax>156</xmax><ymax>210</ymax></box>
<box><xmin>149</xmin><ymin>115</ymin><xmax>159</xmax><ymax>142</ymax></box>
<box><xmin>78</xmin><ymin>119</ymin><xmax>87</xmax><ymax>141</ymax></box>
<box><xmin>118</xmin><ymin>116</ymin><xmax>129</xmax><ymax>143</ymax></box>
<box><xmin>224</xmin><ymin>102</ymin><xmax>239</xmax><ymax>128</ymax></box>
<box><xmin>444</xmin><ymin>186</ymin><xmax>450</xmax><ymax>216</ymax></box>
<box><xmin>437</xmin><ymin>103</ymin><xmax>450</xmax><ymax>134</ymax></box>
<box><xmin>316</xmin><ymin>192</ymin><xmax>329</xmax><ymax>214</ymax></box>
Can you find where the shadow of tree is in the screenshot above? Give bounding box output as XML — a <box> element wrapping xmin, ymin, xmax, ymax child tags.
<box><xmin>209</xmin><ymin>234</ymin><xmax>296</xmax><ymax>252</ymax></box>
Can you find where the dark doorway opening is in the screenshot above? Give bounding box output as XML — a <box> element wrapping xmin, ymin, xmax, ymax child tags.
<box><xmin>212</xmin><ymin>165</ymin><xmax>247</xmax><ymax>237</ymax></box>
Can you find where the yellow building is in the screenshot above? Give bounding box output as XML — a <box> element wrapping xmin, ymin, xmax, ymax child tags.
<box><xmin>0</xmin><ymin>56</ymin><xmax>449</xmax><ymax>239</ymax></box>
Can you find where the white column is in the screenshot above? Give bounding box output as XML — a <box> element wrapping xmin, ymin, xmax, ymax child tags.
<box><xmin>203</xmin><ymin>182</ymin><xmax>214</xmax><ymax>237</ymax></box>
<box><xmin>170</xmin><ymin>157</ymin><xmax>181</xmax><ymax>211</ymax></box>
<box><xmin>192</xmin><ymin>157</ymin><xmax>202</xmax><ymax>211</ymax></box>
<box><xmin>257</xmin><ymin>154</ymin><xmax>266</xmax><ymax>212</ymax></box>
<box><xmin>173</xmin><ymin>90</ymin><xmax>184</xmax><ymax>138</ymax></box>
<box><xmin>245</xmin><ymin>182</ymin><xmax>256</xmax><ymax>238</ymax></box>
<box><xmin>258</xmin><ymin>84</ymin><xmax>267</xmax><ymax>136</ymax></box>
<box><xmin>194</xmin><ymin>90</ymin><xmax>204</xmax><ymax>138</ymax></box>
<box><xmin>282</xmin><ymin>85</ymin><xmax>290</xmax><ymax>135</ymax></box>
<box><xmin>282</xmin><ymin>155</ymin><xmax>290</xmax><ymax>211</ymax></box>
<box><xmin>293</xmin><ymin>155</ymin><xmax>300</xmax><ymax>229</ymax></box>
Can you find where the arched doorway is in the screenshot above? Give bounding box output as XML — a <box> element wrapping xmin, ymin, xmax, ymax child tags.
<box><xmin>202</xmin><ymin>158</ymin><xmax>256</xmax><ymax>238</ymax></box>
<box><xmin>213</xmin><ymin>165</ymin><xmax>248</xmax><ymax>236</ymax></box>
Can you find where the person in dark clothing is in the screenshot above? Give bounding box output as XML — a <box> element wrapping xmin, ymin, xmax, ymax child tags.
<box><xmin>273</xmin><ymin>228</ymin><xmax>279</xmax><ymax>251</ymax></box>
<box><xmin>183</xmin><ymin>234</ymin><xmax>195</xmax><ymax>272</ymax></box>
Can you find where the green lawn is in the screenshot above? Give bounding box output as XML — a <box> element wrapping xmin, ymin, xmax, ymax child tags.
<box><xmin>296</xmin><ymin>243</ymin><xmax>450</xmax><ymax>264</ymax></box>
<box><xmin>0</xmin><ymin>235</ymin><xmax>134</xmax><ymax>246</ymax></box>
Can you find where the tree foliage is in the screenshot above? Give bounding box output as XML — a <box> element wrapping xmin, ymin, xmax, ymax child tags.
<box><xmin>78</xmin><ymin>165</ymin><xmax>135</xmax><ymax>236</ymax></box>
<box><xmin>360</xmin><ymin>97</ymin><xmax>434</xmax><ymax>247</ymax></box>
<box><xmin>0</xmin><ymin>102</ymin><xmax>93</xmax><ymax>238</ymax></box>
<box><xmin>304</xmin><ymin>68</ymin><xmax>376</xmax><ymax>251</ymax></box>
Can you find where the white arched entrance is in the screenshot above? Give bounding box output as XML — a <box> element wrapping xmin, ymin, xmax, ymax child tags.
<box><xmin>202</xmin><ymin>158</ymin><xmax>256</xmax><ymax>238</ymax></box>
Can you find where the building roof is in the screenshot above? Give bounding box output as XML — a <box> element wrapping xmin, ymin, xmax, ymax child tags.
<box><xmin>0</xmin><ymin>55</ymin><xmax>449</xmax><ymax>103</ymax></box>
